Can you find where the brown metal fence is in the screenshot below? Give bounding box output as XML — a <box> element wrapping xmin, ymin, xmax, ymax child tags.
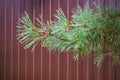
<box><xmin>0</xmin><ymin>0</ymin><xmax>120</xmax><ymax>80</ymax></box>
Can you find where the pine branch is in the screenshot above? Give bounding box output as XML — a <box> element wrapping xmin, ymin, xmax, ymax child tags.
<box><xmin>16</xmin><ymin>4</ymin><xmax>120</xmax><ymax>67</ymax></box>
<box><xmin>49</xmin><ymin>33</ymin><xmax>69</xmax><ymax>41</ymax></box>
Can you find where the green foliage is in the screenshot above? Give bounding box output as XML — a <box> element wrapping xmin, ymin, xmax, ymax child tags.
<box><xmin>16</xmin><ymin>4</ymin><xmax>120</xmax><ymax>67</ymax></box>
<box><xmin>17</xmin><ymin>12</ymin><xmax>40</xmax><ymax>49</ymax></box>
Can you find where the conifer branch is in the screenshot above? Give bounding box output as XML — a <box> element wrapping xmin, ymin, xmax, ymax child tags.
<box><xmin>16</xmin><ymin>4</ymin><xmax>120</xmax><ymax>67</ymax></box>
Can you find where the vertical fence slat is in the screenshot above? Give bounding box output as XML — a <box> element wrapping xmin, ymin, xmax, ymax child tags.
<box><xmin>77</xmin><ymin>1</ymin><xmax>84</xmax><ymax>79</ymax></box>
<box><xmin>4</xmin><ymin>0</ymin><xmax>7</xmax><ymax>80</ymax></box>
<box><xmin>57</xmin><ymin>0</ymin><xmax>60</xmax><ymax>80</ymax></box>
<box><xmin>0</xmin><ymin>0</ymin><xmax>5</xmax><ymax>80</ymax></box>
<box><xmin>13</xmin><ymin>0</ymin><xmax>19</xmax><ymax>80</ymax></box>
<box><xmin>17</xmin><ymin>0</ymin><xmax>20</xmax><ymax>80</ymax></box>
<box><xmin>86</xmin><ymin>1</ymin><xmax>90</xmax><ymax>80</ymax></box>
<box><xmin>32</xmin><ymin>0</ymin><xmax>35</xmax><ymax>80</ymax></box>
<box><xmin>40</xmin><ymin>0</ymin><xmax>43</xmax><ymax>80</ymax></box>
<box><xmin>50</xmin><ymin>0</ymin><xmax>59</xmax><ymax>80</ymax></box>
<box><xmin>108</xmin><ymin>0</ymin><xmax>112</xmax><ymax>79</ymax></box>
<box><xmin>67</xmin><ymin>0</ymin><xmax>69</xmax><ymax>80</ymax></box>
<box><xmin>69</xmin><ymin>0</ymin><xmax>78</xmax><ymax>80</ymax></box>
<box><xmin>11</xmin><ymin>0</ymin><xmax>13</xmax><ymax>80</ymax></box>
<box><xmin>76</xmin><ymin>0</ymin><xmax>79</xmax><ymax>79</ymax></box>
<box><xmin>25</xmin><ymin>1</ymin><xmax>28</xmax><ymax>80</ymax></box>
<box><xmin>59</xmin><ymin>0</ymin><xmax>67</xmax><ymax>80</ymax></box>
<box><xmin>35</xmin><ymin>0</ymin><xmax>41</xmax><ymax>79</ymax></box>
<box><xmin>49</xmin><ymin>0</ymin><xmax>52</xmax><ymax>80</ymax></box>
<box><xmin>42</xmin><ymin>0</ymin><xmax>49</xmax><ymax>80</ymax></box>
<box><xmin>6</xmin><ymin>0</ymin><xmax>12</xmax><ymax>80</ymax></box>
<box><xmin>116</xmin><ymin>0</ymin><xmax>120</xmax><ymax>79</ymax></box>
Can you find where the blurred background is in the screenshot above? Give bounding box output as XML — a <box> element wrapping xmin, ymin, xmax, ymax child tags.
<box><xmin>0</xmin><ymin>0</ymin><xmax>120</xmax><ymax>80</ymax></box>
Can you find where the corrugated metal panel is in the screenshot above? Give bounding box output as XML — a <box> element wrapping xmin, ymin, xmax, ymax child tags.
<box><xmin>0</xmin><ymin>0</ymin><xmax>120</xmax><ymax>80</ymax></box>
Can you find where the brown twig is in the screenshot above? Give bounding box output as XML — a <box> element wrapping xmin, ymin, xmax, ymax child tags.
<box><xmin>103</xmin><ymin>52</ymin><xmax>114</xmax><ymax>57</ymax></box>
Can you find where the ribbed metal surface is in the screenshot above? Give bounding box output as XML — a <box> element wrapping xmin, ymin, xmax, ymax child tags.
<box><xmin>0</xmin><ymin>0</ymin><xmax>120</xmax><ymax>80</ymax></box>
